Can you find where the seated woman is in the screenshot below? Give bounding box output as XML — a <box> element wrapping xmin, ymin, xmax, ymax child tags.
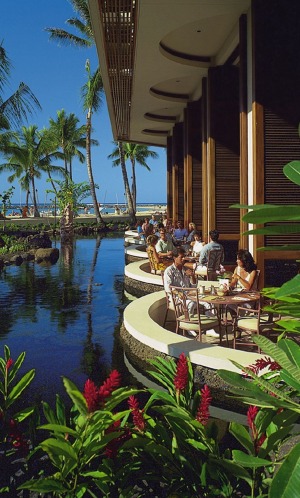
<box><xmin>190</xmin><ymin>231</ymin><xmax>205</xmax><ymax>256</ymax></box>
<box><xmin>146</xmin><ymin>234</ymin><xmax>172</xmax><ymax>273</ymax></box>
<box><xmin>230</xmin><ymin>249</ymin><xmax>257</xmax><ymax>291</ymax></box>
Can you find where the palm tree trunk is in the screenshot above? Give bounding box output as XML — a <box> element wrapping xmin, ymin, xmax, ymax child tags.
<box><xmin>130</xmin><ymin>158</ymin><xmax>137</xmax><ymax>212</ymax></box>
<box><xmin>31</xmin><ymin>176</ymin><xmax>40</xmax><ymax>217</ymax></box>
<box><xmin>118</xmin><ymin>142</ymin><xmax>136</xmax><ymax>225</ymax></box>
<box><xmin>86</xmin><ymin>109</ymin><xmax>104</xmax><ymax>225</ymax></box>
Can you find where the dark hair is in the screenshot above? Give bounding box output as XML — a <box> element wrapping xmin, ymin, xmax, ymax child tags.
<box><xmin>171</xmin><ymin>247</ymin><xmax>186</xmax><ymax>258</ymax></box>
<box><xmin>237</xmin><ymin>249</ymin><xmax>257</xmax><ymax>273</ymax></box>
<box><xmin>194</xmin><ymin>230</ymin><xmax>201</xmax><ymax>238</ymax></box>
<box><xmin>209</xmin><ymin>229</ymin><xmax>219</xmax><ymax>242</ymax></box>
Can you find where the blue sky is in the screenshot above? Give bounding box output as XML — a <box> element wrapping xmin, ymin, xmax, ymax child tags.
<box><xmin>1</xmin><ymin>0</ymin><xmax>166</xmax><ymax>205</ymax></box>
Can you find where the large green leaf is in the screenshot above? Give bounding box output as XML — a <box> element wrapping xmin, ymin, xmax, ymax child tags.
<box><xmin>62</xmin><ymin>377</ymin><xmax>87</xmax><ymax>416</ymax></box>
<box><xmin>279</xmin><ymin>339</ymin><xmax>300</xmax><ymax>368</ymax></box>
<box><xmin>40</xmin><ymin>438</ymin><xmax>78</xmax><ymax>463</ymax></box>
<box><xmin>283</xmin><ymin>161</ymin><xmax>300</xmax><ymax>186</ymax></box>
<box><xmin>20</xmin><ymin>478</ymin><xmax>70</xmax><ymax>493</ymax></box>
<box><xmin>270</xmin><ymin>442</ymin><xmax>300</xmax><ymax>498</ymax></box>
<box><xmin>275</xmin><ymin>275</ymin><xmax>300</xmax><ymax>298</ymax></box>
<box><xmin>232</xmin><ymin>450</ymin><xmax>272</xmax><ymax>468</ymax></box>
<box><xmin>243</xmin><ymin>206</ymin><xmax>300</xmax><ymax>223</ymax></box>
<box><xmin>6</xmin><ymin>369</ymin><xmax>35</xmax><ymax>408</ymax></box>
<box><xmin>38</xmin><ymin>423</ymin><xmax>79</xmax><ymax>438</ymax></box>
<box><xmin>256</xmin><ymin>244</ymin><xmax>300</xmax><ymax>251</ymax></box>
<box><xmin>245</xmin><ymin>225</ymin><xmax>300</xmax><ymax>235</ymax></box>
<box><xmin>229</xmin><ymin>422</ymin><xmax>253</xmax><ymax>454</ymax></box>
<box><xmin>14</xmin><ymin>406</ymin><xmax>35</xmax><ymax>422</ymax></box>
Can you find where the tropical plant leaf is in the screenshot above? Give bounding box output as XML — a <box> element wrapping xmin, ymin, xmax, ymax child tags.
<box><xmin>14</xmin><ymin>406</ymin><xmax>35</xmax><ymax>422</ymax></box>
<box><xmin>283</xmin><ymin>160</ymin><xmax>300</xmax><ymax>186</ymax></box>
<box><xmin>275</xmin><ymin>275</ymin><xmax>300</xmax><ymax>298</ymax></box>
<box><xmin>6</xmin><ymin>369</ymin><xmax>35</xmax><ymax>408</ymax></box>
<box><xmin>279</xmin><ymin>339</ymin><xmax>300</xmax><ymax>368</ymax></box>
<box><xmin>8</xmin><ymin>351</ymin><xmax>26</xmax><ymax>383</ymax></box>
<box><xmin>62</xmin><ymin>377</ymin><xmax>87</xmax><ymax>416</ymax></box>
<box><xmin>229</xmin><ymin>422</ymin><xmax>253</xmax><ymax>454</ymax></box>
<box><xmin>39</xmin><ymin>438</ymin><xmax>78</xmax><ymax>463</ymax></box>
<box><xmin>243</xmin><ymin>206</ymin><xmax>300</xmax><ymax>223</ymax></box>
<box><xmin>245</xmin><ymin>225</ymin><xmax>300</xmax><ymax>235</ymax></box>
<box><xmin>232</xmin><ymin>450</ymin><xmax>272</xmax><ymax>468</ymax></box>
<box><xmin>38</xmin><ymin>423</ymin><xmax>79</xmax><ymax>438</ymax></box>
<box><xmin>270</xmin><ymin>442</ymin><xmax>300</xmax><ymax>498</ymax></box>
<box><xmin>20</xmin><ymin>478</ymin><xmax>70</xmax><ymax>493</ymax></box>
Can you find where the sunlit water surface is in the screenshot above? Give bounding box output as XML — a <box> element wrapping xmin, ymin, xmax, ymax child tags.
<box><xmin>0</xmin><ymin>234</ymin><xmax>130</xmax><ymax>404</ymax></box>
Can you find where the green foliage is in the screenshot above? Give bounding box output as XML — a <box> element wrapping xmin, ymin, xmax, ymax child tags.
<box><xmin>47</xmin><ymin>178</ymin><xmax>94</xmax><ymax>215</ymax></box>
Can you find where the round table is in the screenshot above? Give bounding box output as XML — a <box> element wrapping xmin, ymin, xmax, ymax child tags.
<box><xmin>197</xmin><ymin>290</ymin><xmax>261</xmax><ymax>346</ymax></box>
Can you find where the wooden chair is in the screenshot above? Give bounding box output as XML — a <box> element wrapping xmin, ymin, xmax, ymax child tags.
<box><xmin>195</xmin><ymin>247</ymin><xmax>224</xmax><ymax>281</ymax></box>
<box><xmin>232</xmin><ymin>304</ymin><xmax>281</xmax><ymax>350</ymax></box>
<box><xmin>161</xmin><ymin>271</ymin><xmax>175</xmax><ymax>327</ymax></box>
<box><xmin>170</xmin><ymin>286</ymin><xmax>221</xmax><ymax>342</ymax></box>
<box><xmin>252</xmin><ymin>269</ymin><xmax>261</xmax><ymax>290</ymax></box>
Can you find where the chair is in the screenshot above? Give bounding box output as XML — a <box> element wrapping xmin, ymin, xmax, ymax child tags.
<box><xmin>195</xmin><ymin>247</ymin><xmax>224</xmax><ymax>281</ymax></box>
<box><xmin>170</xmin><ymin>286</ymin><xmax>221</xmax><ymax>342</ymax></box>
<box><xmin>161</xmin><ymin>271</ymin><xmax>175</xmax><ymax>327</ymax></box>
<box><xmin>232</xmin><ymin>304</ymin><xmax>281</xmax><ymax>350</ymax></box>
<box><xmin>252</xmin><ymin>269</ymin><xmax>261</xmax><ymax>290</ymax></box>
<box><xmin>147</xmin><ymin>246</ymin><xmax>164</xmax><ymax>274</ymax></box>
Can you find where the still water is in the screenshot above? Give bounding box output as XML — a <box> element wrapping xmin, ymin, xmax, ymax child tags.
<box><xmin>0</xmin><ymin>234</ymin><xmax>131</xmax><ymax>404</ymax></box>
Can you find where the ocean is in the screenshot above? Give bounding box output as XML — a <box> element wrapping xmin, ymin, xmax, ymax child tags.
<box><xmin>5</xmin><ymin>203</ymin><xmax>167</xmax><ymax>217</ymax></box>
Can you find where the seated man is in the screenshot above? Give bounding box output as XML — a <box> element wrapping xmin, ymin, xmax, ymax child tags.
<box><xmin>163</xmin><ymin>248</ymin><xmax>219</xmax><ymax>337</ymax></box>
<box><xmin>173</xmin><ymin>221</ymin><xmax>189</xmax><ymax>245</ymax></box>
<box><xmin>199</xmin><ymin>229</ymin><xmax>224</xmax><ymax>266</ymax></box>
<box><xmin>156</xmin><ymin>228</ymin><xmax>176</xmax><ymax>259</ymax></box>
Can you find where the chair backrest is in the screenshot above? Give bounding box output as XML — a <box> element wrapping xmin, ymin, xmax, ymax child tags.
<box><xmin>207</xmin><ymin>248</ymin><xmax>224</xmax><ymax>280</ymax></box>
<box><xmin>252</xmin><ymin>269</ymin><xmax>261</xmax><ymax>290</ymax></box>
<box><xmin>170</xmin><ymin>286</ymin><xmax>198</xmax><ymax>322</ymax></box>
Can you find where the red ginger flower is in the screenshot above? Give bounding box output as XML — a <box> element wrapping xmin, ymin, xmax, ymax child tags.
<box><xmin>247</xmin><ymin>405</ymin><xmax>266</xmax><ymax>455</ymax></box>
<box><xmin>83</xmin><ymin>379</ymin><xmax>100</xmax><ymax>413</ymax></box>
<box><xmin>128</xmin><ymin>395</ymin><xmax>145</xmax><ymax>432</ymax></box>
<box><xmin>196</xmin><ymin>384</ymin><xmax>212</xmax><ymax>425</ymax></box>
<box><xmin>174</xmin><ymin>353</ymin><xmax>188</xmax><ymax>392</ymax></box>
<box><xmin>247</xmin><ymin>356</ymin><xmax>281</xmax><ymax>375</ymax></box>
<box><xmin>98</xmin><ymin>370</ymin><xmax>121</xmax><ymax>401</ymax></box>
<box><xmin>6</xmin><ymin>358</ymin><xmax>13</xmax><ymax>370</ymax></box>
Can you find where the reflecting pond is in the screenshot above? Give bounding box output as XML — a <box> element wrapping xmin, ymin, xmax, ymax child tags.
<box><xmin>0</xmin><ymin>234</ymin><xmax>131</xmax><ymax>404</ymax></box>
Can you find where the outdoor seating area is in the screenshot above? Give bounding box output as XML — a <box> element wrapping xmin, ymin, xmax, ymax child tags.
<box><xmin>123</xmin><ymin>234</ymin><xmax>283</xmax><ymax>370</ymax></box>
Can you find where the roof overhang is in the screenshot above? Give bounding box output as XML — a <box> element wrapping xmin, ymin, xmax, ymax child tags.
<box><xmin>89</xmin><ymin>0</ymin><xmax>251</xmax><ymax>147</ymax></box>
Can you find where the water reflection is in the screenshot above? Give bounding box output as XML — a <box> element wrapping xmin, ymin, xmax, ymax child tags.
<box><xmin>0</xmin><ymin>234</ymin><xmax>129</xmax><ymax>403</ymax></box>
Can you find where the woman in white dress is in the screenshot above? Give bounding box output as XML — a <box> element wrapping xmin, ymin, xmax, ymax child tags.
<box><xmin>230</xmin><ymin>249</ymin><xmax>257</xmax><ymax>291</ymax></box>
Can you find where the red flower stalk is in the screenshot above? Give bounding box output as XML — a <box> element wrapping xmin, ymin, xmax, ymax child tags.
<box><xmin>196</xmin><ymin>384</ymin><xmax>212</xmax><ymax>425</ymax></box>
<box><xmin>105</xmin><ymin>427</ymin><xmax>131</xmax><ymax>459</ymax></box>
<box><xmin>128</xmin><ymin>395</ymin><xmax>145</xmax><ymax>432</ymax></box>
<box><xmin>98</xmin><ymin>370</ymin><xmax>121</xmax><ymax>402</ymax></box>
<box><xmin>247</xmin><ymin>405</ymin><xmax>266</xmax><ymax>455</ymax></box>
<box><xmin>6</xmin><ymin>358</ymin><xmax>13</xmax><ymax>370</ymax></box>
<box><xmin>83</xmin><ymin>379</ymin><xmax>100</xmax><ymax>413</ymax></box>
<box><xmin>247</xmin><ymin>356</ymin><xmax>281</xmax><ymax>375</ymax></box>
<box><xmin>174</xmin><ymin>353</ymin><xmax>188</xmax><ymax>392</ymax></box>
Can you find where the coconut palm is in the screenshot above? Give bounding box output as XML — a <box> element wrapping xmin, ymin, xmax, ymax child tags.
<box><xmin>45</xmin><ymin>0</ymin><xmax>94</xmax><ymax>49</ymax></box>
<box><xmin>81</xmin><ymin>60</ymin><xmax>104</xmax><ymax>224</ymax></box>
<box><xmin>47</xmin><ymin>109</ymin><xmax>88</xmax><ymax>180</ymax></box>
<box><xmin>108</xmin><ymin>142</ymin><xmax>158</xmax><ymax>212</ymax></box>
<box><xmin>0</xmin><ymin>42</ymin><xmax>41</xmax><ymax>130</ymax></box>
<box><xmin>108</xmin><ymin>142</ymin><xmax>136</xmax><ymax>225</ymax></box>
<box><xmin>0</xmin><ymin>125</ymin><xmax>66</xmax><ymax>216</ymax></box>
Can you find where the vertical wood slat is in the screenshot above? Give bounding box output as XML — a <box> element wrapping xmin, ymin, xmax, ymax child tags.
<box><xmin>98</xmin><ymin>0</ymin><xmax>136</xmax><ymax>140</ymax></box>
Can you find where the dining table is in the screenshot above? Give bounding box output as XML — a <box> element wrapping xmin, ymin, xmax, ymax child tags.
<box><xmin>196</xmin><ymin>289</ymin><xmax>261</xmax><ymax>346</ymax></box>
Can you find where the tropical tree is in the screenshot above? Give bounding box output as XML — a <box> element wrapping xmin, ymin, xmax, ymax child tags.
<box><xmin>81</xmin><ymin>60</ymin><xmax>104</xmax><ymax>224</ymax></box>
<box><xmin>0</xmin><ymin>42</ymin><xmax>41</xmax><ymax>131</ymax></box>
<box><xmin>108</xmin><ymin>142</ymin><xmax>158</xmax><ymax>212</ymax></box>
<box><xmin>45</xmin><ymin>0</ymin><xmax>94</xmax><ymax>49</ymax></box>
<box><xmin>47</xmin><ymin>109</ymin><xmax>87</xmax><ymax>180</ymax></box>
<box><xmin>0</xmin><ymin>125</ymin><xmax>66</xmax><ymax>216</ymax></box>
<box><xmin>46</xmin><ymin>2</ymin><xmax>104</xmax><ymax>225</ymax></box>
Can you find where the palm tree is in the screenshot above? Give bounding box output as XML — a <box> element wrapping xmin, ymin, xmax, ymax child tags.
<box><xmin>0</xmin><ymin>42</ymin><xmax>41</xmax><ymax>130</ymax></box>
<box><xmin>45</xmin><ymin>0</ymin><xmax>94</xmax><ymax>49</ymax></box>
<box><xmin>47</xmin><ymin>109</ymin><xmax>87</xmax><ymax>180</ymax></box>
<box><xmin>81</xmin><ymin>60</ymin><xmax>104</xmax><ymax>224</ymax></box>
<box><xmin>109</xmin><ymin>142</ymin><xmax>158</xmax><ymax>212</ymax></box>
<box><xmin>0</xmin><ymin>125</ymin><xmax>66</xmax><ymax>216</ymax></box>
<box><xmin>108</xmin><ymin>141</ymin><xmax>136</xmax><ymax>225</ymax></box>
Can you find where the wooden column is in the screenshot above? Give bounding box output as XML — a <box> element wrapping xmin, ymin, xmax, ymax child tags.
<box><xmin>239</xmin><ymin>14</ymin><xmax>248</xmax><ymax>249</ymax></box>
<box><xmin>184</xmin><ymin>107</ymin><xmax>192</xmax><ymax>227</ymax></box>
<box><xmin>166</xmin><ymin>136</ymin><xmax>173</xmax><ymax>220</ymax></box>
<box><xmin>202</xmin><ymin>78</ymin><xmax>209</xmax><ymax>241</ymax></box>
<box><xmin>171</xmin><ymin>123</ymin><xmax>184</xmax><ymax>222</ymax></box>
